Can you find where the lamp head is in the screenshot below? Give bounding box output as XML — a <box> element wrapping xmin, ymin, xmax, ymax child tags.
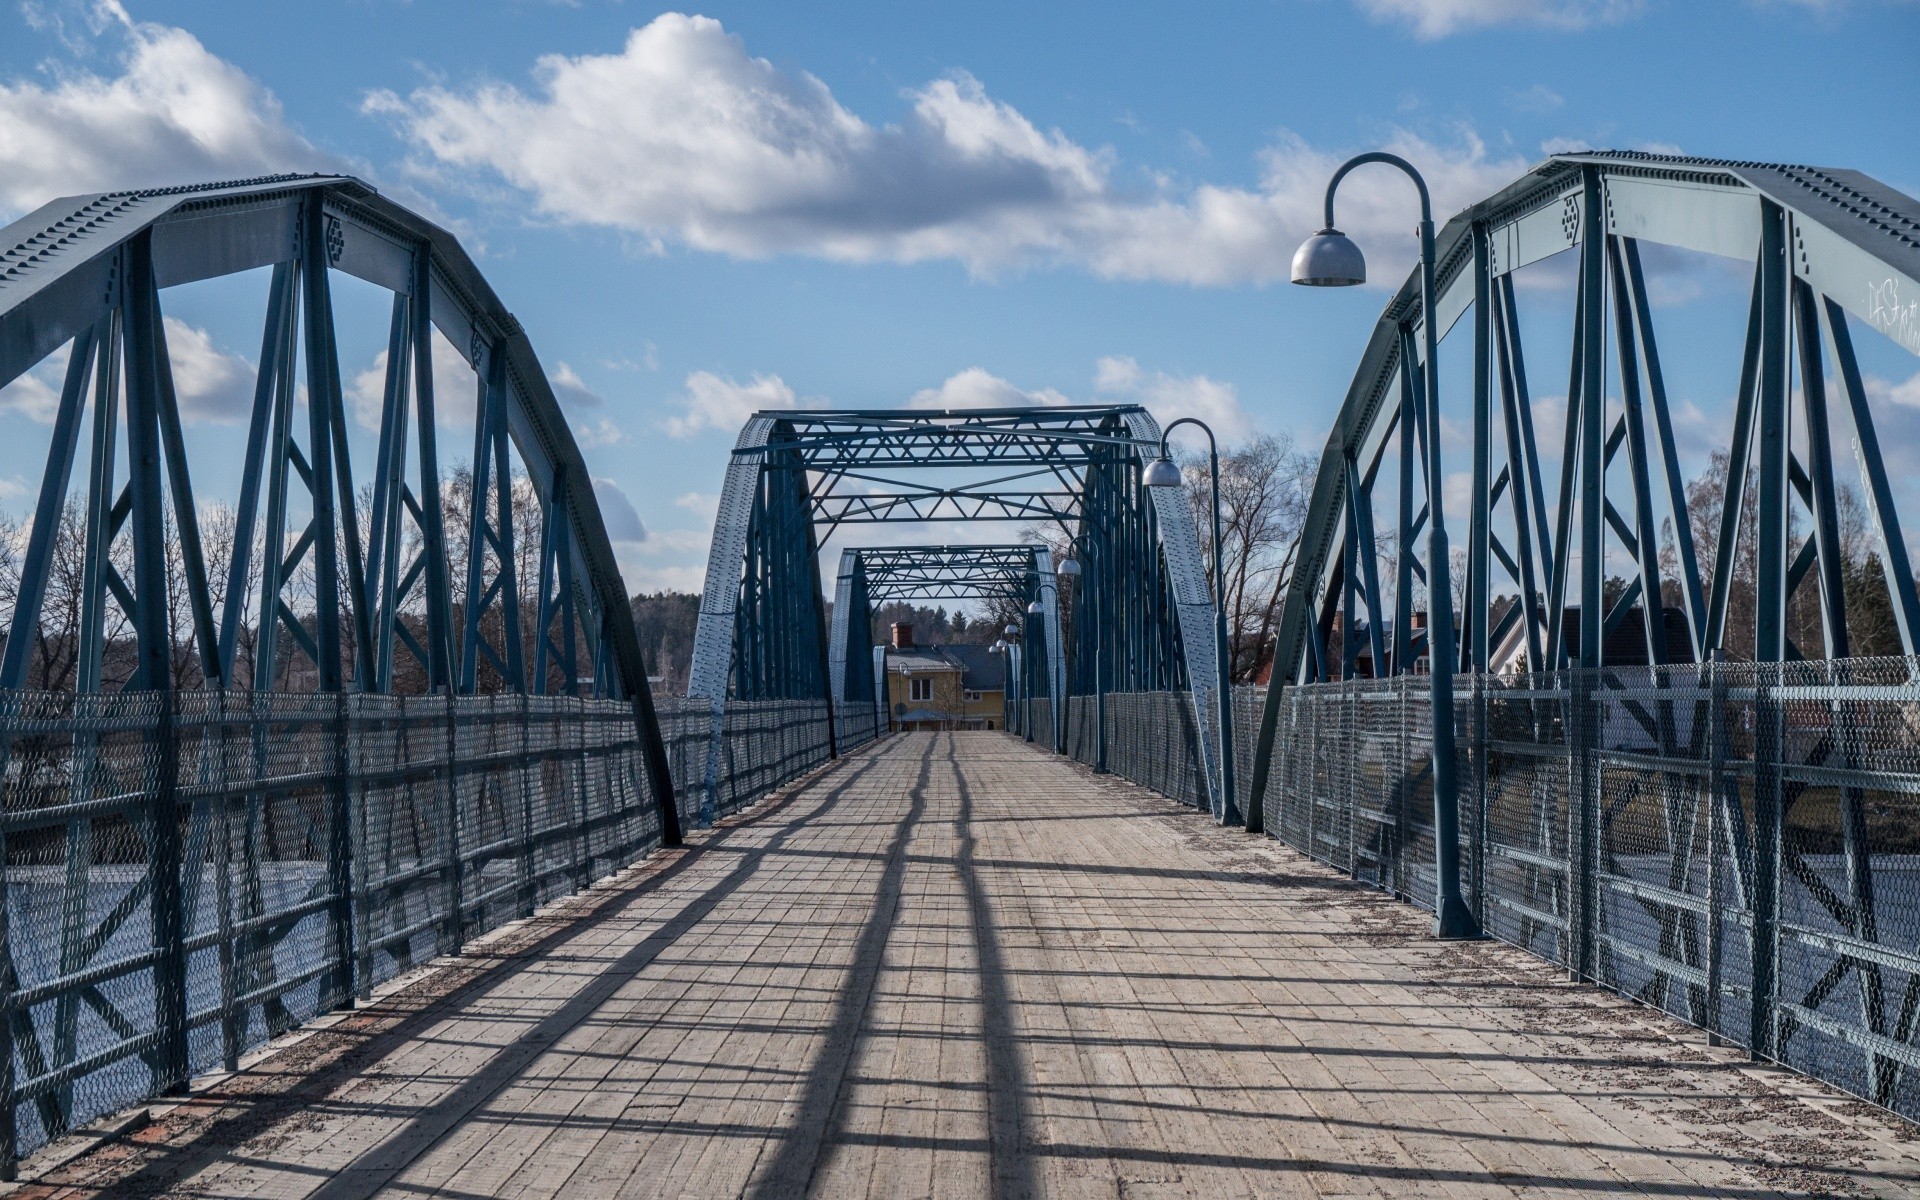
<box><xmin>1004</xmin><ymin>622</ymin><xmax>1019</xmax><ymax>638</ymax></box>
<box><xmin>990</xmin><ymin>639</ymin><xmax>1006</xmax><ymax>653</ymax></box>
<box><xmin>1027</xmin><ymin>598</ymin><xmax>1045</xmax><ymax>616</ymax></box>
<box><xmin>1057</xmin><ymin>553</ymin><xmax>1081</xmax><ymax>577</ymax></box>
<box><xmin>1290</xmin><ymin>226</ymin><xmax>1366</xmax><ymax>287</ymax></box>
<box><xmin>1142</xmin><ymin>454</ymin><xmax>1183</xmax><ymax>489</ymax></box>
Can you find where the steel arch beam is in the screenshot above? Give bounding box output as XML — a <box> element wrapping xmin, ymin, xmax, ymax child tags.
<box><xmin>1250</xmin><ymin>150</ymin><xmax>1920</xmax><ymax>824</ymax></box>
<box><xmin>690</xmin><ymin>405</ymin><xmax>1231</xmax><ymax>816</ymax></box>
<box><xmin>0</xmin><ymin>174</ymin><xmax>676</xmax><ymax>831</ymax></box>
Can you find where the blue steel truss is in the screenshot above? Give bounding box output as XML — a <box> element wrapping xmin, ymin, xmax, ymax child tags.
<box><xmin>824</xmin><ymin>544</ymin><xmax>1063</xmax><ymax>727</ymax></box>
<box><xmin>0</xmin><ymin>174</ymin><xmax>679</xmax><ymax>813</ymax></box>
<box><xmin>1244</xmin><ymin>153</ymin><xmax>1920</xmax><ymax>1064</ymax></box>
<box><xmin>690</xmin><ymin>405</ymin><xmax>1237</xmax><ymax>818</ymax></box>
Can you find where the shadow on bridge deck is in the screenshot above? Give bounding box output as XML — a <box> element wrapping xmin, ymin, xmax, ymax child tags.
<box><xmin>14</xmin><ymin>733</ymin><xmax>1920</xmax><ymax>1199</ymax></box>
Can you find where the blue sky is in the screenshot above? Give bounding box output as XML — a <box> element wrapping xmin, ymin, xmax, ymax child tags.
<box><xmin>1</xmin><ymin>0</ymin><xmax>1916</xmax><ymax>593</ymax></box>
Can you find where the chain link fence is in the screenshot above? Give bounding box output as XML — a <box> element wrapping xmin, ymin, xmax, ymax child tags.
<box><xmin>0</xmin><ymin>687</ymin><xmax>862</xmax><ymax>1169</ymax></box>
<box><xmin>1266</xmin><ymin>658</ymin><xmax>1920</xmax><ymax>1123</ymax></box>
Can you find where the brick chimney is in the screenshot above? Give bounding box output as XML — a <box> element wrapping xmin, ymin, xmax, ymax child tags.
<box><xmin>891</xmin><ymin>622</ymin><xmax>914</xmax><ymax>649</ymax></box>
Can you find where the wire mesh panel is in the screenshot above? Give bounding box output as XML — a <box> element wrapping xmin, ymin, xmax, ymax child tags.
<box><xmin>1097</xmin><ymin>692</ymin><xmax>1208</xmax><ymax>810</ymax></box>
<box><xmin>1265</xmin><ymin>657</ymin><xmax>1920</xmax><ymax>1123</ymax></box>
<box><xmin>0</xmin><ymin>688</ymin><xmax>702</xmax><ymax>1166</ymax></box>
<box><xmin>1232</xmin><ymin>687</ymin><xmax>1265</xmax><ymax>821</ymax></box>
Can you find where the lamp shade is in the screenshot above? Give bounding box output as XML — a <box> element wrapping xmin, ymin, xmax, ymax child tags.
<box><xmin>1057</xmin><ymin>554</ymin><xmax>1081</xmax><ymax>576</ymax></box>
<box><xmin>1027</xmin><ymin>598</ymin><xmax>1045</xmax><ymax>616</ymax></box>
<box><xmin>1290</xmin><ymin>227</ymin><xmax>1366</xmax><ymax>287</ymax></box>
<box><xmin>1004</xmin><ymin>622</ymin><xmax>1019</xmax><ymax>638</ymax></box>
<box><xmin>1142</xmin><ymin>455</ymin><xmax>1182</xmax><ymax>488</ymax></box>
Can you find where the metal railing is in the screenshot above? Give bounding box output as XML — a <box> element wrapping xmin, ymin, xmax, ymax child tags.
<box><xmin>0</xmin><ymin>689</ymin><xmax>864</xmax><ymax>1169</ymax></box>
<box><xmin>1265</xmin><ymin>659</ymin><xmax>1920</xmax><ymax>1123</ymax></box>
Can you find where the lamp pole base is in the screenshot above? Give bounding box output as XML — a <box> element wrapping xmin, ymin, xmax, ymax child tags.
<box><xmin>1433</xmin><ymin>895</ymin><xmax>1484</xmax><ymax>940</ymax></box>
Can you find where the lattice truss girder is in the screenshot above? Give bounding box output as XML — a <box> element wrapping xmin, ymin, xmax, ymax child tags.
<box><xmin>1249</xmin><ymin>152</ymin><xmax>1920</xmax><ymax>1096</ymax></box>
<box><xmin>0</xmin><ymin>176</ymin><xmax>682</xmax><ymax>1130</ymax></box>
<box><xmin>824</xmin><ymin>544</ymin><xmax>1057</xmax><ymax>715</ymax></box>
<box><xmin>0</xmin><ymin>175</ymin><xmax>663</xmax><ymax>704</ymax></box>
<box><xmin>1270</xmin><ymin>152</ymin><xmax>1920</xmax><ymax>692</ymax></box>
<box><xmin>690</xmin><ymin>405</ymin><xmax>1232</xmax><ymax>811</ymax></box>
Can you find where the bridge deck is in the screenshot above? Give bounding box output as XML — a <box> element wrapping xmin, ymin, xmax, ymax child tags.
<box><xmin>24</xmin><ymin>732</ymin><xmax>1920</xmax><ymax>1199</ymax></box>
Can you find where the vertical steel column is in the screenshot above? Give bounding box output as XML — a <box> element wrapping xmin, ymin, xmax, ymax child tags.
<box><xmin>123</xmin><ymin>232</ymin><xmax>189</xmax><ymax>1089</ymax></box>
<box><xmin>300</xmin><ymin>201</ymin><xmax>356</xmax><ymax>1013</ymax></box>
<box><xmin>1569</xmin><ymin>169</ymin><xmax>1608</xmax><ymax>979</ymax></box>
<box><xmin>1705</xmin><ymin>650</ymin><xmax>1726</xmax><ymax>1046</ymax></box>
<box><xmin>1467</xmin><ymin>222</ymin><xmax>1493</xmax><ymax>674</ymax></box>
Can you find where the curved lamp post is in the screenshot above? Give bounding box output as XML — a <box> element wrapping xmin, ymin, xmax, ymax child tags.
<box><xmin>1292</xmin><ymin>151</ymin><xmax>1480</xmax><ymax>940</ymax></box>
<box><xmin>1143</xmin><ymin>418</ymin><xmax>1241</xmax><ymax>827</ymax></box>
<box><xmin>1025</xmin><ymin>581</ymin><xmax>1062</xmax><ymax>746</ymax></box>
<box><xmin>1057</xmin><ymin>545</ymin><xmax>1107</xmax><ymax>774</ymax></box>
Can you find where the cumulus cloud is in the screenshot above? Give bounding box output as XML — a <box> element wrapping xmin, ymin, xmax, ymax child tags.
<box><xmin>1093</xmin><ymin>355</ymin><xmax>1254</xmax><ymax>444</ymax></box>
<box><xmin>0</xmin><ymin>353</ymin><xmax>65</xmax><ymax>423</ymax></box>
<box><xmin>161</xmin><ymin>317</ymin><xmax>254</xmax><ymax>421</ymax></box>
<box><xmin>663</xmin><ymin>369</ymin><xmax>798</xmax><ymax>438</ymax></box>
<box><xmin>908</xmin><ymin>367</ymin><xmax>1071</xmax><ymax>410</ymax></box>
<box><xmin>0</xmin><ymin>2</ymin><xmax>324</xmax><ymax>217</ymax></box>
<box><xmin>1355</xmin><ymin>0</ymin><xmax>1644</xmax><ymax>38</ymax></box>
<box><xmin>369</xmin><ymin>13</ymin><xmax>1526</xmax><ymax>286</ymax></box>
<box><xmin>591</xmin><ymin>475</ymin><xmax>648</xmax><ymax>544</ymax></box>
<box><xmin>0</xmin><ymin>318</ymin><xmax>251</xmax><ymax>423</ymax></box>
<box><xmin>346</xmin><ymin>336</ymin><xmax>481</xmax><ymax>432</ymax></box>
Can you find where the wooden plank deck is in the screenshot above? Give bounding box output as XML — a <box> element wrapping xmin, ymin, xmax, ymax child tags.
<box><xmin>17</xmin><ymin>731</ymin><xmax>1920</xmax><ymax>1198</ymax></box>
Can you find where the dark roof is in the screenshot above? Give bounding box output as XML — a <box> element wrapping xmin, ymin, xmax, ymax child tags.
<box><xmin>941</xmin><ymin>643</ymin><xmax>1005</xmax><ymax>691</ymax></box>
<box><xmin>883</xmin><ymin>643</ymin><xmax>1006</xmax><ymax>690</ymax></box>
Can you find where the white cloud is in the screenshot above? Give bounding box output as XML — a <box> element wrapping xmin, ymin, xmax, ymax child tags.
<box><xmin>674</xmin><ymin>491</ymin><xmax>720</xmax><ymax>520</ymax></box>
<box><xmin>1873</xmin><ymin>369</ymin><xmax>1920</xmax><ymax>411</ymax></box>
<box><xmin>1506</xmin><ymin>84</ymin><xmax>1564</xmax><ymax>112</ymax></box>
<box><xmin>370</xmin><ymin>13</ymin><xmax>1526</xmax><ymax>287</ymax></box>
<box><xmin>0</xmin><ymin>319</ymin><xmax>251</xmax><ymax>424</ymax></box>
<box><xmin>1093</xmin><ymin>355</ymin><xmax>1255</xmax><ymax>444</ymax></box>
<box><xmin>0</xmin><ymin>349</ymin><xmax>67</xmax><ymax>422</ymax></box>
<box><xmin>590</xmin><ymin>475</ymin><xmax>648</xmax><ymax>544</ymax></box>
<box><xmin>161</xmin><ymin>317</ymin><xmax>253</xmax><ymax>421</ymax></box>
<box><xmin>549</xmin><ymin>361</ymin><xmax>602</xmax><ymax>409</ymax></box>
<box><xmin>664</xmin><ymin>369</ymin><xmax>798</xmax><ymax>438</ymax></box>
<box><xmin>1356</xmin><ymin>0</ymin><xmax>1644</xmax><ymax>38</ymax></box>
<box><xmin>346</xmin><ymin>336</ymin><xmax>480</xmax><ymax>432</ymax></box>
<box><xmin>908</xmin><ymin>367</ymin><xmax>1071</xmax><ymax>410</ymax></box>
<box><xmin>0</xmin><ymin>4</ymin><xmax>325</xmax><ymax>217</ymax></box>
<box><xmin>574</xmin><ymin>418</ymin><xmax>627</xmax><ymax>448</ymax></box>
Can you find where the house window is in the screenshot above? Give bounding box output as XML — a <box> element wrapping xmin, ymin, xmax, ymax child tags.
<box><xmin>910</xmin><ymin>677</ymin><xmax>932</xmax><ymax>701</ymax></box>
<box><xmin>964</xmin><ymin>690</ymin><xmax>981</xmax><ymax>702</ymax></box>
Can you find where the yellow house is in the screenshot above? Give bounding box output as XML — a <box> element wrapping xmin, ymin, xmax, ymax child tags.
<box><xmin>882</xmin><ymin>624</ymin><xmax>1005</xmax><ymax>731</ymax></box>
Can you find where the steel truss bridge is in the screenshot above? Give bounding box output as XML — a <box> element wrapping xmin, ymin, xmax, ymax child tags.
<box><xmin>0</xmin><ymin>150</ymin><xmax>1917</xmax><ymax>1179</ymax></box>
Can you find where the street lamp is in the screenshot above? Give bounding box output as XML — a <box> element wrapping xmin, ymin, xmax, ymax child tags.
<box><xmin>1291</xmin><ymin>151</ymin><xmax>1480</xmax><ymax>940</ymax></box>
<box><xmin>1056</xmin><ymin>541</ymin><xmax>1107</xmax><ymax>774</ymax></box>
<box><xmin>1143</xmin><ymin>418</ymin><xmax>1240</xmax><ymax>827</ymax></box>
<box><xmin>1024</xmin><ymin>580</ymin><xmax>1062</xmax><ymax>745</ymax></box>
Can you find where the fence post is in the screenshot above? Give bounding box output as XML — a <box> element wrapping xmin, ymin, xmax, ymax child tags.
<box><xmin>574</xmin><ymin>699</ymin><xmax>591</xmax><ymax>892</ymax></box>
<box><xmin>215</xmin><ymin>692</ymin><xmax>239</xmax><ymax>1072</ymax></box>
<box><xmin>153</xmin><ymin>689</ymin><xmax>190</xmax><ymax>1089</ymax></box>
<box><xmin>442</xmin><ymin>692</ymin><xmax>465</xmax><ymax>955</ymax></box>
<box><xmin>353</xmin><ymin>698</ymin><xmax>373</xmax><ymax>1002</ymax></box>
<box><xmin>1705</xmin><ymin>650</ymin><xmax>1725</xmax><ymax>1047</ymax></box>
<box><xmin>699</xmin><ymin>697</ymin><xmax>725</xmax><ymax>827</ymax></box>
<box><xmin>1</xmin><ymin>694</ymin><xmax>19</xmax><ymax>1180</ymax></box>
<box><xmin>1307</xmin><ymin>689</ymin><xmax>1320</xmax><ymax>861</ymax></box>
<box><xmin>1472</xmin><ymin>670</ymin><xmax>1487</xmax><ymax>926</ymax></box>
<box><xmin>1572</xmin><ymin>668</ymin><xmax>1598</xmax><ymax>982</ymax></box>
<box><xmin>1751</xmin><ymin>662</ymin><xmax>1783</xmax><ymax>1060</ymax></box>
<box><xmin>325</xmin><ymin>690</ymin><xmax>354</xmax><ymax>1012</ymax></box>
<box><xmin>519</xmin><ymin>694</ymin><xmax>536</xmax><ymax>919</ymax></box>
